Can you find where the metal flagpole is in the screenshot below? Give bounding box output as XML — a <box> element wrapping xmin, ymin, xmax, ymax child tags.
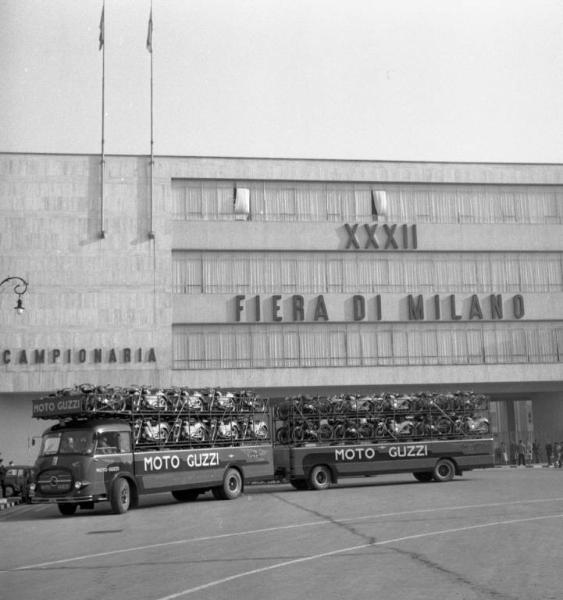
<box><xmin>147</xmin><ymin>3</ymin><xmax>155</xmax><ymax>239</ymax></box>
<box><xmin>99</xmin><ymin>1</ymin><xmax>106</xmax><ymax>238</ymax></box>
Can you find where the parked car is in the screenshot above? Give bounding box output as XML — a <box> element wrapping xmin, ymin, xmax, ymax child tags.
<box><xmin>4</xmin><ymin>465</ymin><xmax>34</xmax><ymax>501</ymax></box>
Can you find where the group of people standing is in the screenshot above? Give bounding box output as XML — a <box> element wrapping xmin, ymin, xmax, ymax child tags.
<box><xmin>496</xmin><ymin>440</ymin><xmax>562</xmax><ymax>467</ymax></box>
<box><xmin>544</xmin><ymin>441</ymin><xmax>563</xmax><ymax>467</ymax></box>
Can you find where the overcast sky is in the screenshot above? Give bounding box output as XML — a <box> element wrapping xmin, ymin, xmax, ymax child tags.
<box><xmin>2</xmin><ymin>0</ymin><xmax>562</xmax><ymax>162</ymax></box>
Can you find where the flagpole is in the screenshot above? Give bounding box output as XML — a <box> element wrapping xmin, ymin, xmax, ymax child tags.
<box><xmin>148</xmin><ymin>2</ymin><xmax>155</xmax><ymax>239</ymax></box>
<box><xmin>100</xmin><ymin>1</ymin><xmax>106</xmax><ymax>239</ymax></box>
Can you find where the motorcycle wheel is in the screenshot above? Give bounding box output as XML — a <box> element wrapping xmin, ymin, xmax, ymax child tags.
<box><xmin>436</xmin><ymin>418</ymin><xmax>452</xmax><ymax>435</ymax></box>
<box><xmin>110</xmin><ymin>393</ymin><xmax>126</xmax><ymax>411</ymax></box>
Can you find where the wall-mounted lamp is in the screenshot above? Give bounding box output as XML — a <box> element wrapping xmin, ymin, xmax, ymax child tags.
<box><xmin>1</xmin><ymin>276</ymin><xmax>29</xmax><ymax>314</ymax></box>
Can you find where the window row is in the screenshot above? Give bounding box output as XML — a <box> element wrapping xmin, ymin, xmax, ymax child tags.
<box><xmin>171</xmin><ymin>180</ymin><xmax>563</xmax><ymax>224</ymax></box>
<box><xmin>172</xmin><ymin>323</ymin><xmax>563</xmax><ymax>369</ymax></box>
<box><xmin>172</xmin><ymin>252</ymin><xmax>563</xmax><ymax>294</ymax></box>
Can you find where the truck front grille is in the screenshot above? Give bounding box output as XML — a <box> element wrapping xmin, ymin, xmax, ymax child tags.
<box><xmin>37</xmin><ymin>469</ymin><xmax>73</xmax><ymax>495</ymax></box>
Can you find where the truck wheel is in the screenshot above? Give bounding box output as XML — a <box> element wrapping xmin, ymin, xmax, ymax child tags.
<box><xmin>413</xmin><ymin>472</ymin><xmax>434</xmax><ymax>482</ymax></box>
<box><xmin>433</xmin><ymin>459</ymin><xmax>455</xmax><ymax>482</ymax></box>
<box><xmin>4</xmin><ymin>485</ymin><xmax>14</xmax><ymax>498</ymax></box>
<box><xmin>308</xmin><ymin>465</ymin><xmax>331</xmax><ymax>490</ymax></box>
<box><xmin>110</xmin><ymin>477</ymin><xmax>131</xmax><ymax>514</ymax></box>
<box><xmin>213</xmin><ymin>468</ymin><xmax>243</xmax><ymax>500</ymax></box>
<box><xmin>58</xmin><ymin>503</ymin><xmax>77</xmax><ymax>516</ymax></box>
<box><xmin>172</xmin><ymin>489</ymin><xmax>200</xmax><ymax>502</ymax></box>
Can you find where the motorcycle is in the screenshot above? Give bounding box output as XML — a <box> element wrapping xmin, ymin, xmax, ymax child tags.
<box><xmin>134</xmin><ymin>419</ymin><xmax>170</xmax><ymax>444</ymax></box>
<box><xmin>140</xmin><ymin>388</ymin><xmax>170</xmax><ymax>411</ymax></box>
<box><xmin>207</xmin><ymin>391</ymin><xmax>235</xmax><ymax>411</ymax></box>
<box><xmin>381</xmin><ymin>416</ymin><xmax>415</xmax><ymax>438</ymax></box>
<box><xmin>93</xmin><ymin>385</ymin><xmax>126</xmax><ymax>412</ymax></box>
<box><xmin>456</xmin><ymin>415</ymin><xmax>490</xmax><ymax>435</ymax></box>
<box><xmin>210</xmin><ymin>417</ymin><xmax>240</xmax><ymax>442</ymax></box>
<box><xmin>240</xmin><ymin>417</ymin><xmax>269</xmax><ymax>440</ymax></box>
<box><xmin>179</xmin><ymin>418</ymin><xmax>209</xmax><ymax>443</ymax></box>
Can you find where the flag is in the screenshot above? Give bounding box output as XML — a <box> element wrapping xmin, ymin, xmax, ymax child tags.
<box><xmin>370</xmin><ymin>189</ymin><xmax>378</xmax><ymax>221</ymax></box>
<box><xmin>146</xmin><ymin>10</ymin><xmax>153</xmax><ymax>53</ymax></box>
<box><xmin>98</xmin><ymin>6</ymin><xmax>104</xmax><ymax>50</ymax></box>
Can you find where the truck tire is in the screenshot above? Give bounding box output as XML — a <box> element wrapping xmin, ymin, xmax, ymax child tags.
<box><xmin>58</xmin><ymin>503</ymin><xmax>77</xmax><ymax>516</ymax></box>
<box><xmin>172</xmin><ymin>489</ymin><xmax>200</xmax><ymax>502</ymax></box>
<box><xmin>432</xmin><ymin>459</ymin><xmax>455</xmax><ymax>482</ymax></box>
<box><xmin>308</xmin><ymin>465</ymin><xmax>331</xmax><ymax>490</ymax></box>
<box><xmin>4</xmin><ymin>485</ymin><xmax>14</xmax><ymax>498</ymax></box>
<box><xmin>213</xmin><ymin>468</ymin><xmax>243</xmax><ymax>500</ymax></box>
<box><xmin>413</xmin><ymin>472</ymin><xmax>434</xmax><ymax>482</ymax></box>
<box><xmin>110</xmin><ymin>477</ymin><xmax>131</xmax><ymax>514</ymax></box>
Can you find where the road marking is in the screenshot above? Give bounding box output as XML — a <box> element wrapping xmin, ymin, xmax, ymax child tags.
<box><xmin>10</xmin><ymin>495</ymin><xmax>563</xmax><ymax>571</ymax></box>
<box><xmin>154</xmin><ymin>512</ymin><xmax>563</xmax><ymax>600</ymax></box>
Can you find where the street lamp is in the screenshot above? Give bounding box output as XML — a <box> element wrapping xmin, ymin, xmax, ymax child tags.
<box><xmin>0</xmin><ymin>276</ymin><xmax>29</xmax><ymax>314</ymax></box>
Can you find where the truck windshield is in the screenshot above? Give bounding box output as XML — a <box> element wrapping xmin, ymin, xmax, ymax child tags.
<box><xmin>40</xmin><ymin>431</ymin><xmax>94</xmax><ymax>456</ymax></box>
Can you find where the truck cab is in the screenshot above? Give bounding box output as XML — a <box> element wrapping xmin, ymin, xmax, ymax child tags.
<box><xmin>30</xmin><ymin>420</ymin><xmax>135</xmax><ymax>515</ymax></box>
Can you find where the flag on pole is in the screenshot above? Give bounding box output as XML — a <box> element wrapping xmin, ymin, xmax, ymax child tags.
<box><xmin>98</xmin><ymin>6</ymin><xmax>104</xmax><ymax>50</ymax></box>
<box><xmin>370</xmin><ymin>189</ymin><xmax>378</xmax><ymax>221</ymax></box>
<box><xmin>146</xmin><ymin>9</ymin><xmax>153</xmax><ymax>53</ymax></box>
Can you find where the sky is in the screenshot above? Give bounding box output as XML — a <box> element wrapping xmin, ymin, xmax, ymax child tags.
<box><xmin>1</xmin><ymin>0</ymin><xmax>562</xmax><ymax>163</ymax></box>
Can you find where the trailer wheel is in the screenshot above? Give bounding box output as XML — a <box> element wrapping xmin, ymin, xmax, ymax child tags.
<box><xmin>172</xmin><ymin>489</ymin><xmax>200</xmax><ymax>502</ymax></box>
<box><xmin>413</xmin><ymin>472</ymin><xmax>434</xmax><ymax>482</ymax></box>
<box><xmin>432</xmin><ymin>459</ymin><xmax>455</xmax><ymax>482</ymax></box>
<box><xmin>110</xmin><ymin>477</ymin><xmax>131</xmax><ymax>513</ymax></box>
<box><xmin>308</xmin><ymin>465</ymin><xmax>331</xmax><ymax>490</ymax></box>
<box><xmin>58</xmin><ymin>503</ymin><xmax>77</xmax><ymax>516</ymax></box>
<box><xmin>213</xmin><ymin>468</ymin><xmax>243</xmax><ymax>500</ymax></box>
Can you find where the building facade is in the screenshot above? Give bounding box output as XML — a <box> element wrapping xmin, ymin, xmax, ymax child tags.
<box><xmin>1</xmin><ymin>153</ymin><xmax>562</xmax><ymax>462</ymax></box>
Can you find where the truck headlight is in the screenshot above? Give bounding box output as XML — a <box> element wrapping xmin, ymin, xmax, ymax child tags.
<box><xmin>74</xmin><ymin>481</ymin><xmax>89</xmax><ymax>490</ymax></box>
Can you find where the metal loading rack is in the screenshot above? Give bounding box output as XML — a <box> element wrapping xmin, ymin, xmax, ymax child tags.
<box><xmin>273</xmin><ymin>391</ymin><xmax>490</xmax><ymax>445</ymax></box>
<box><xmin>32</xmin><ymin>385</ymin><xmax>271</xmax><ymax>449</ymax></box>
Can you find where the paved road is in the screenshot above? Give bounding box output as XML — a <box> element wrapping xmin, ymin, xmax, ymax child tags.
<box><xmin>1</xmin><ymin>468</ymin><xmax>562</xmax><ymax>600</ymax></box>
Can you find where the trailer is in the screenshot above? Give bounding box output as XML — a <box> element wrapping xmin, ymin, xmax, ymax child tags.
<box><xmin>272</xmin><ymin>392</ymin><xmax>494</xmax><ymax>489</ymax></box>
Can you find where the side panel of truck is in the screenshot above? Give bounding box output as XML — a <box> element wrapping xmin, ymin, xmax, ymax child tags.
<box><xmin>275</xmin><ymin>438</ymin><xmax>494</xmax><ymax>482</ymax></box>
<box><xmin>134</xmin><ymin>446</ymin><xmax>274</xmax><ymax>493</ymax></box>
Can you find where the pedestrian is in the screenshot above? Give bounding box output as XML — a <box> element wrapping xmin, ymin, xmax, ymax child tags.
<box><xmin>532</xmin><ymin>440</ymin><xmax>540</xmax><ymax>464</ymax></box>
<box><xmin>500</xmin><ymin>441</ymin><xmax>508</xmax><ymax>465</ymax></box>
<box><xmin>526</xmin><ymin>440</ymin><xmax>533</xmax><ymax>465</ymax></box>
<box><xmin>0</xmin><ymin>458</ymin><xmax>6</xmax><ymax>498</ymax></box>
<box><xmin>555</xmin><ymin>442</ymin><xmax>562</xmax><ymax>468</ymax></box>
<box><xmin>517</xmin><ymin>440</ymin><xmax>526</xmax><ymax>466</ymax></box>
<box><xmin>546</xmin><ymin>441</ymin><xmax>553</xmax><ymax>466</ymax></box>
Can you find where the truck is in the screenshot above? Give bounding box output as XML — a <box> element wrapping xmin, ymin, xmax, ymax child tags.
<box><xmin>29</xmin><ymin>385</ymin><xmax>494</xmax><ymax>515</ymax></box>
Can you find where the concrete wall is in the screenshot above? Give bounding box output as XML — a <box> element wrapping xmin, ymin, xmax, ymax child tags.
<box><xmin>1</xmin><ymin>154</ymin><xmax>172</xmax><ymax>393</ymax></box>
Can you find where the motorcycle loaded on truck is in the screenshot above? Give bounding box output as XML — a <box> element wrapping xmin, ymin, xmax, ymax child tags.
<box><xmin>29</xmin><ymin>385</ymin><xmax>494</xmax><ymax>515</ymax></box>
